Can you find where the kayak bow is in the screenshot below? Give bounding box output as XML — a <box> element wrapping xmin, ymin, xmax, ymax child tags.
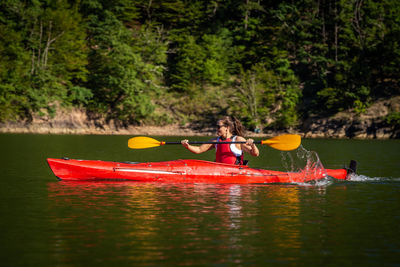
<box><xmin>47</xmin><ymin>158</ymin><xmax>356</xmax><ymax>184</ymax></box>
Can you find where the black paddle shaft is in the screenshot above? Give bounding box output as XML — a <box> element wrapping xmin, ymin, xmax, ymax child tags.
<box><xmin>165</xmin><ymin>141</ymin><xmax>262</xmax><ymax>145</ymax></box>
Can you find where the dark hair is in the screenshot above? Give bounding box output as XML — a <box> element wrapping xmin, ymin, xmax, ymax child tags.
<box><xmin>218</xmin><ymin>116</ymin><xmax>245</xmax><ymax>137</ymax></box>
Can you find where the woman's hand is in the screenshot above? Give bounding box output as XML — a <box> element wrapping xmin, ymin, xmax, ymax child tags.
<box><xmin>246</xmin><ymin>138</ymin><xmax>255</xmax><ymax>146</ymax></box>
<box><xmin>181</xmin><ymin>139</ymin><xmax>190</xmax><ymax>148</ymax></box>
<box><xmin>244</xmin><ymin>138</ymin><xmax>259</xmax><ymax>157</ymax></box>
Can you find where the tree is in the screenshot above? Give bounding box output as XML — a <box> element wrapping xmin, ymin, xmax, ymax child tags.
<box><xmin>231</xmin><ymin>60</ymin><xmax>300</xmax><ymax>130</ymax></box>
<box><xmin>0</xmin><ymin>0</ymin><xmax>90</xmax><ymax>120</ymax></box>
<box><xmin>170</xmin><ymin>29</ymin><xmax>234</xmax><ymax>92</ymax></box>
<box><xmin>85</xmin><ymin>6</ymin><xmax>164</xmax><ymax>123</ymax></box>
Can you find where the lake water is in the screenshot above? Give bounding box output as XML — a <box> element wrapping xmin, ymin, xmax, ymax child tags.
<box><xmin>1</xmin><ymin>134</ymin><xmax>399</xmax><ymax>266</ymax></box>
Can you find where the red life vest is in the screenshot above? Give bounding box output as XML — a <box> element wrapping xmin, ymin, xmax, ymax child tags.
<box><xmin>215</xmin><ymin>136</ymin><xmax>243</xmax><ymax>165</ymax></box>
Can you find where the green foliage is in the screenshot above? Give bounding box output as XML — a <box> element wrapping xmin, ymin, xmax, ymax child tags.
<box><xmin>0</xmin><ymin>0</ymin><xmax>399</xmax><ymax>129</ymax></box>
<box><xmin>231</xmin><ymin>65</ymin><xmax>271</xmax><ymax>130</ymax></box>
<box><xmin>86</xmin><ymin>11</ymin><xmax>161</xmax><ymax>123</ymax></box>
<box><xmin>202</xmin><ymin>30</ymin><xmax>233</xmax><ymax>84</ymax></box>
<box><xmin>317</xmin><ymin>88</ymin><xmax>343</xmax><ymax>112</ymax></box>
<box><xmin>0</xmin><ymin>0</ymin><xmax>89</xmax><ymax>119</ymax></box>
<box><xmin>170</xmin><ymin>35</ymin><xmax>206</xmax><ymax>92</ymax></box>
<box><xmin>170</xmin><ymin>29</ymin><xmax>233</xmax><ymax>92</ymax></box>
<box><xmin>68</xmin><ymin>86</ymin><xmax>93</xmax><ymax>105</ymax></box>
<box><xmin>353</xmin><ymin>100</ymin><xmax>368</xmax><ymax>114</ymax></box>
<box><xmin>132</xmin><ymin>24</ymin><xmax>168</xmax><ymax>67</ymax></box>
<box><xmin>385</xmin><ymin>112</ymin><xmax>400</xmax><ymax>127</ymax></box>
<box><xmin>231</xmin><ymin>61</ymin><xmax>300</xmax><ymax>130</ymax></box>
<box><xmin>0</xmin><ymin>84</ymin><xmax>27</xmax><ymax>121</ymax></box>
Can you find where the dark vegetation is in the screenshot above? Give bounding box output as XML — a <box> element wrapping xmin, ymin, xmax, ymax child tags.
<box><xmin>1</xmin><ymin>0</ymin><xmax>399</xmax><ymax>131</ymax></box>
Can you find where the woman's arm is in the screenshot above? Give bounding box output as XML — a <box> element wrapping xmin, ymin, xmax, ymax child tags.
<box><xmin>237</xmin><ymin>136</ymin><xmax>259</xmax><ymax>157</ymax></box>
<box><xmin>181</xmin><ymin>140</ymin><xmax>214</xmax><ymax>154</ymax></box>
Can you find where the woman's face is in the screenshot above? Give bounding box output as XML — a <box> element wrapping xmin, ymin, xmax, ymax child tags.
<box><xmin>216</xmin><ymin>121</ymin><xmax>228</xmax><ymax>137</ymax></box>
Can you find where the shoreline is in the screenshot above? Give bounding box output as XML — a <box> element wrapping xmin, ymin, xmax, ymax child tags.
<box><xmin>0</xmin><ymin>122</ymin><xmax>397</xmax><ymax>139</ymax></box>
<box><xmin>0</xmin><ymin>122</ymin><xmax>272</xmax><ymax>137</ymax></box>
<box><xmin>0</xmin><ymin>123</ymin><xmax>212</xmax><ymax>136</ymax></box>
<box><xmin>1</xmin><ymin>96</ymin><xmax>399</xmax><ymax>139</ymax></box>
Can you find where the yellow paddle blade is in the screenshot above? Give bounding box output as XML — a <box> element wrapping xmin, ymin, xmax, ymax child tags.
<box><xmin>261</xmin><ymin>134</ymin><xmax>301</xmax><ymax>151</ymax></box>
<box><xmin>128</xmin><ymin>136</ymin><xmax>164</xmax><ymax>149</ymax></box>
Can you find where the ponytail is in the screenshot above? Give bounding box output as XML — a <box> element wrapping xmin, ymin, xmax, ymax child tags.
<box><xmin>219</xmin><ymin>116</ymin><xmax>245</xmax><ymax>137</ymax></box>
<box><xmin>232</xmin><ymin>116</ymin><xmax>245</xmax><ymax>137</ymax></box>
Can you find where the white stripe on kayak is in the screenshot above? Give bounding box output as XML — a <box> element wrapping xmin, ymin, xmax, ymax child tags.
<box><xmin>115</xmin><ymin>168</ymin><xmax>179</xmax><ymax>175</ymax></box>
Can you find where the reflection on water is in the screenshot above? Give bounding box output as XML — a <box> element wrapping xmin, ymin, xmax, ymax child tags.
<box><xmin>46</xmin><ymin>182</ymin><xmax>307</xmax><ymax>265</ymax></box>
<box><xmin>268</xmin><ymin>187</ymin><xmax>301</xmax><ymax>253</ymax></box>
<box><xmin>49</xmin><ymin>179</ymin><xmax>399</xmax><ymax>265</ymax></box>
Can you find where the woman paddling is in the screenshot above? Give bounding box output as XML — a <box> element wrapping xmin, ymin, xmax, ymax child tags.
<box><xmin>181</xmin><ymin>116</ymin><xmax>259</xmax><ymax>165</ymax></box>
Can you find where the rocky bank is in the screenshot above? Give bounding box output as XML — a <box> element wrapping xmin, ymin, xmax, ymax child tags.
<box><xmin>300</xmin><ymin>96</ymin><xmax>400</xmax><ymax>139</ymax></box>
<box><xmin>1</xmin><ymin>97</ymin><xmax>399</xmax><ymax>138</ymax></box>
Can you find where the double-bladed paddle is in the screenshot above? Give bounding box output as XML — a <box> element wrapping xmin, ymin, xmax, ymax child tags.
<box><xmin>128</xmin><ymin>134</ymin><xmax>301</xmax><ymax>151</ymax></box>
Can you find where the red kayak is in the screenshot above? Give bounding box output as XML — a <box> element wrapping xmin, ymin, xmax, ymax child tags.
<box><xmin>47</xmin><ymin>158</ymin><xmax>356</xmax><ymax>184</ymax></box>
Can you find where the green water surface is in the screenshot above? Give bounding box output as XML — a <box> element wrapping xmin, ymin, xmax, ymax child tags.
<box><xmin>0</xmin><ymin>134</ymin><xmax>399</xmax><ymax>266</ymax></box>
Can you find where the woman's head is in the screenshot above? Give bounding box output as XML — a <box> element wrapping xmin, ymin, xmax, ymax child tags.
<box><xmin>217</xmin><ymin>116</ymin><xmax>245</xmax><ymax>137</ymax></box>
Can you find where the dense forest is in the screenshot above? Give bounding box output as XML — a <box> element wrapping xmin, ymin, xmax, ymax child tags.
<box><xmin>1</xmin><ymin>0</ymin><xmax>400</xmax><ymax>131</ymax></box>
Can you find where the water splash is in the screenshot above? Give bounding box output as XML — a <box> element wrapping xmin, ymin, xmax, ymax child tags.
<box><xmin>279</xmin><ymin>145</ymin><xmax>398</xmax><ymax>186</ymax></box>
<box><xmin>280</xmin><ymin>145</ymin><xmax>330</xmax><ymax>185</ymax></box>
<box><xmin>346</xmin><ymin>174</ymin><xmax>400</xmax><ymax>183</ymax></box>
